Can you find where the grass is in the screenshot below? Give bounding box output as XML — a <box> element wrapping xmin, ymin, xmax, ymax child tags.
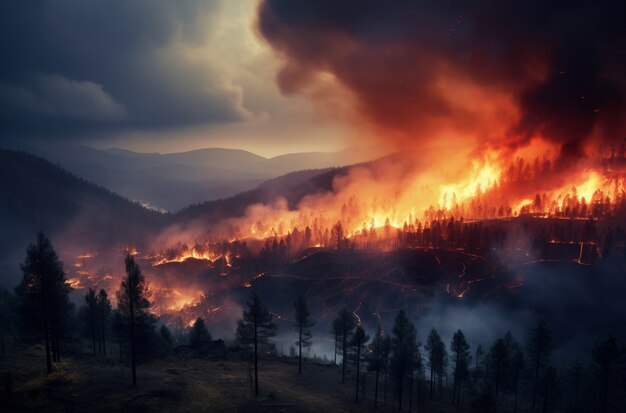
<box><xmin>1</xmin><ymin>348</ymin><xmax>459</xmax><ymax>413</ymax></box>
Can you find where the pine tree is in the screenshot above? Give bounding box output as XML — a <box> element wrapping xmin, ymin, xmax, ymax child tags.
<box><xmin>451</xmin><ymin>329</ymin><xmax>472</xmax><ymax>406</ymax></box>
<box><xmin>527</xmin><ymin>320</ymin><xmax>553</xmax><ymax>410</ymax></box>
<box><xmin>487</xmin><ymin>337</ymin><xmax>509</xmax><ymax>413</ymax></box>
<box><xmin>189</xmin><ymin>317</ymin><xmax>212</xmax><ymax>350</ymax></box>
<box><xmin>425</xmin><ymin>328</ymin><xmax>446</xmax><ymax>399</ymax></box>
<box><xmin>351</xmin><ymin>325</ymin><xmax>369</xmax><ymax>403</ymax></box>
<box><xmin>390</xmin><ymin>310</ymin><xmax>419</xmax><ymax>411</ymax></box>
<box><xmin>236</xmin><ymin>292</ymin><xmax>277</xmax><ymax>396</ymax></box>
<box><xmin>367</xmin><ymin>324</ymin><xmax>389</xmax><ymax>409</ymax></box>
<box><xmin>293</xmin><ymin>295</ymin><xmax>314</xmax><ymax>374</ymax></box>
<box><xmin>15</xmin><ymin>232</ymin><xmax>71</xmax><ymax>373</ymax></box>
<box><xmin>116</xmin><ymin>254</ymin><xmax>154</xmax><ymax>385</ymax></box>
<box><xmin>97</xmin><ymin>289</ymin><xmax>111</xmax><ymax>358</ymax></box>
<box><xmin>80</xmin><ymin>288</ymin><xmax>98</xmax><ymax>357</ymax></box>
<box><xmin>333</xmin><ymin>308</ymin><xmax>356</xmax><ymax>383</ymax></box>
<box><xmin>331</xmin><ymin>317</ymin><xmax>341</xmax><ymax>365</ymax></box>
<box><xmin>591</xmin><ymin>334</ymin><xmax>626</xmax><ymax>413</ymax></box>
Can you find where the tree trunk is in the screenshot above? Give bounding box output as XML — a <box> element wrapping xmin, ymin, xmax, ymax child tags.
<box><xmin>430</xmin><ymin>367</ymin><xmax>434</xmax><ymax>399</ymax></box>
<box><xmin>342</xmin><ymin>329</ymin><xmax>347</xmax><ymax>383</ymax></box>
<box><xmin>409</xmin><ymin>372</ymin><xmax>414</xmax><ymax>413</ymax></box>
<box><xmin>374</xmin><ymin>366</ymin><xmax>380</xmax><ymax>409</ymax></box>
<box><xmin>128</xmin><ymin>275</ymin><xmax>137</xmax><ymax>386</ymax></box>
<box><xmin>532</xmin><ymin>344</ymin><xmax>542</xmax><ymax>410</ymax></box>
<box><xmin>398</xmin><ymin>371</ymin><xmax>404</xmax><ymax>411</ymax></box>
<box><xmin>384</xmin><ymin>369</ymin><xmax>388</xmax><ymax>405</ymax></box>
<box><xmin>298</xmin><ymin>323</ymin><xmax>302</xmax><ymax>375</ymax></box>
<box><xmin>355</xmin><ymin>344</ymin><xmax>361</xmax><ymax>403</ymax></box>
<box><xmin>254</xmin><ymin>313</ymin><xmax>259</xmax><ymax>396</ymax></box>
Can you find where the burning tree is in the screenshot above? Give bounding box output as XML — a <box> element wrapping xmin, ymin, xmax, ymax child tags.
<box><xmin>236</xmin><ymin>292</ymin><xmax>277</xmax><ymax>396</ymax></box>
<box><xmin>15</xmin><ymin>232</ymin><xmax>71</xmax><ymax>373</ymax></box>
<box><xmin>293</xmin><ymin>295</ymin><xmax>314</xmax><ymax>375</ymax></box>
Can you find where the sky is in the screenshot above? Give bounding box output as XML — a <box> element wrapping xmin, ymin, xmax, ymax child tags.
<box><xmin>1</xmin><ymin>1</ymin><xmax>624</xmax><ymax>159</ymax></box>
<box><xmin>0</xmin><ymin>0</ymin><xmax>354</xmax><ymax>157</ymax></box>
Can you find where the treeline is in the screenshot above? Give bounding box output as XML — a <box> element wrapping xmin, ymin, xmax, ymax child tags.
<box><xmin>3</xmin><ymin>233</ymin><xmax>625</xmax><ymax>413</ymax></box>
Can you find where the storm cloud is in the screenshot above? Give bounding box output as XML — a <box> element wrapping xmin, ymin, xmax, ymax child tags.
<box><xmin>258</xmin><ymin>0</ymin><xmax>626</xmax><ymax>162</ymax></box>
<box><xmin>0</xmin><ymin>0</ymin><xmax>253</xmax><ymax>141</ymax></box>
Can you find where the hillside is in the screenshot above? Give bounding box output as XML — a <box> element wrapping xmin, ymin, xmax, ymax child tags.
<box><xmin>0</xmin><ymin>149</ymin><xmax>167</xmax><ymax>286</ymax></box>
<box><xmin>20</xmin><ymin>144</ymin><xmax>373</xmax><ymax>211</ymax></box>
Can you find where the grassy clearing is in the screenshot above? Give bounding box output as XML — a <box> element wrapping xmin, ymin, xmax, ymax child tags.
<box><xmin>1</xmin><ymin>349</ymin><xmax>459</xmax><ymax>413</ymax></box>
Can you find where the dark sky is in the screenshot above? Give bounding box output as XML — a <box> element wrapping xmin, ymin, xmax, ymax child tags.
<box><xmin>0</xmin><ymin>0</ymin><xmax>350</xmax><ymax>156</ymax></box>
<box><xmin>1</xmin><ymin>0</ymin><xmax>624</xmax><ymax>158</ymax></box>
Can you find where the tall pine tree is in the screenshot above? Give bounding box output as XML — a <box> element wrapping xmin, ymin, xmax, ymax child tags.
<box><xmin>236</xmin><ymin>292</ymin><xmax>277</xmax><ymax>396</ymax></box>
<box><xmin>15</xmin><ymin>232</ymin><xmax>71</xmax><ymax>373</ymax></box>
<box><xmin>293</xmin><ymin>295</ymin><xmax>314</xmax><ymax>374</ymax></box>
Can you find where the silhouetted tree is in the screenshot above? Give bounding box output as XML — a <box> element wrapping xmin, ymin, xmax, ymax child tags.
<box><xmin>293</xmin><ymin>295</ymin><xmax>314</xmax><ymax>374</ymax></box>
<box><xmin>80</xmin><ymin>288</ymin><xmax>98</xmax><ymax>357</ymax></box>
<box><xmin>503</xmin><ymin>332</ymin><xmax>524</xmax><ymax>413</ymax></box>
<box><xmin>97</xmin><ymin>289</ymin><xmax>111</xmax><ymax>357</ymax></box>
<box><xmin>451</xmin><ymin>329</ymin><xmax>472</xmax><ymax>406</ymax></box>
<box><xmin>334</xmin><ymin>308</ymin><xmax>356</xmax><ymax>383</ymax></box>
<box><xmin>390</xmin><ymin>310</ymin><xmax>419</xmax><ymax>411</ymax></box>
<box><xmin>236</xmin><ymin>292</ymin><xmax>277</xmax><ymax>396</ymax></box>
<box><xmin>14</xmin><ymin>233</ymin><xmax>71</xmax><ymax>373</ymax></box>
<box><xmin>527</xmin><ymin>320</ymin><xmax>553</xmax><ymax>410</ymax></box>
<box><xmin>426</xmin><ymin>328</ymin><xmax>446</xmax><ymax>399</ymax></box>
<box><xmin>116</xmin><ymin>254</ymin><xmax>154</xmax><ymax>385</ymax></box>
<box><xmin>540</xmin><ymin>366</ymin><xmax>558</xmax><ymax>413</ymax></box>
<box><xmin>351</xmin><ymin>325</ymin><xmax>369</xmax><ymax>403</ymax></box>
<box><xmin>563</xmin><ymin>359</ymin><xmax>584</xmax><ymax>413</ymax></box>
<box><xmin>487</xmin><ymin>337</ymin><xmax>509</xmax><ymax>413</ymax></box>
<box><xmin>159</xmin><ymin>325</ymin><xmax>174</xmax><ymax>353</ymax></box>
<box><xmin>367</xmin><ymin>324</ymin><xmax>389</xmax><ymax>409</ymax></box>
<box><xmin>591</xmin><ymin>334</ymin><xmax>626</xmax><ymax>413</ymax></box>
<box><xmin>189</xmin><ymin>317</ymin><xmax>212</xmax><ymax>351</ymax></box>
<box><xmin>331</xmin><ymin>317</ymin><xmax>341</xmax><ymax>365</ymax></box>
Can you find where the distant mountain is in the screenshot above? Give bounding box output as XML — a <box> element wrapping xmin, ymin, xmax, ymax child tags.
<box><xmin>26</xmin><ymin>144</ymin><xmax>373</xmax><ymax>212</ymax></box>
<box><xmin>0</xmin><ymin>149</ymin><xmax>167</xmax><ymax>287</ymax></box>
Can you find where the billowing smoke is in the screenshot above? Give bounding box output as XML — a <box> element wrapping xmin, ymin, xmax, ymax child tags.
<box><xmin>257</xmin><ymin>0</ymin><xmax>626</xmax><ymax>164</ymax></box>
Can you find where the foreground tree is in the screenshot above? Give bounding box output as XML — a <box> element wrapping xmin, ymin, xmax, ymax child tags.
<box><xmin>527</xmin><ymin>320</ymin><xmax>553</xmax><ymax>410</ymax></box>
<box><xmin>293</xmin><ymin>295</ymin><xmax>314</xmax><ymax>374</ymax></box>
<box><xmin>116</xmin><ymin>254</ymin><xmax>153</xmax><ymax>386</ymax></box>
<box><xmin>236</xmin><ymin>292</ymin><xmax>277</xmax><ymax>396</ymax></box>
<box><xmin>334</xmin><ymin>308</ymin><xmax>357</xmax><ymax>383</ymax></box>
<box><xmin>189</xmin><ymin>317</ymin><xmax>212</xmax><ymax>351</ymax></box>
<box><xmin>97</xmin><ymin>289</ymin><xmax>111</xmax><ymax>357</ymax></box>
<box><xmin>367</xmin><ymin>324</ymin><xmax>390</xmax><ymax>409</ymax></box>
<box><xmin>591</xmin><ymin>334</ymin><xmax>626</xmax><ymax>413</ymax></box>
<box><xmin>80</xmin><ymin>288</ymin><xmax>99</xmax><ymax>357</ymax></box>
<box><xmin>487</xmin><ymin>337</ymin><xmax>509</xmax><ymax>412</ymax></box>
<box><xmin>425</xmin><ymin>328</ymin><xmax>447</xmax><ymax>399</ymax></box>
<box><xmin>15</xmin><ymin>233</ymin><xmax>71</xmax><ymax>373</ymax></box>
<box><xmin>351</xmin><ymin>325</ymin><xmax>370</xmax><ymax>403</ymax></box>
<box><xmin>450</xmin><ymin>329</ymin><xmax>472</xmax><ymax>406</ymax></box>
<box><xmin>390</xmin><ymin>310</ymin><xmax>419</xmax><ymax>411</ymax></box>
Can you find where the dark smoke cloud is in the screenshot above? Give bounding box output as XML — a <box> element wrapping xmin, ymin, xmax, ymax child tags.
<box><xmin>258</xmin><ymin>0</ymin><xmax>626</xmax><ymax>160</ymax></box>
